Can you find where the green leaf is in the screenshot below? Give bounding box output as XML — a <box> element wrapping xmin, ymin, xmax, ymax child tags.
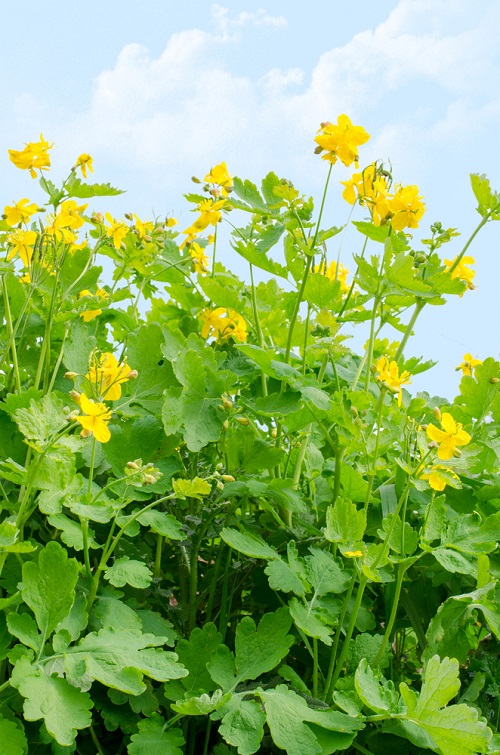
<box><xmin>355</xmin><ymin>659</ymin><xmax>399</xmax><ymax>713</ymax></box>
<box><xmin>432</xmin><ymin>547</ymin><xmax>476</xmax><ymax>576</ymax></box>
<box><xmin>289</xmin><ymin>598</ymin><xmax>333</xmax><ymax>645</ymax></box>
<box><xmin>470</xmin><ymin>174</ymin><xmax>500</xmax><ymax>219</ymax></box>
<box><xmin>0</xmin><ymin>717</ymin><xmax>28</xmax><ymax>755</ymax></box>
<box><xmin>172</xmin><ymin>476</ymin><xmax>211</xmax><ymax>500</ymax></box>
<box><xmin>454</xmin><ymin>357</ymin><xmax>500</xmax><ymax>420</ymax></box>
<box><xmin>399</xmin><ymin>655</ymin><xmax>492</xmax><ymax>755</ymax></box>
<box><xmin>137</xmin><ymin>510</ymin><xmax>186</xmax><ymax>540</ymax></box>
<box><xmin>353</xmin><ymin>221</ymin><xmax>390</xmax><ymax>243</ymax></box>
<box><xmin>103</xmin><ymin>416</ymin><xmax>165</xmax><ymax>478</ymax></box>
<box><xmin>13</xmin><ymin>393</ymin><xmax>67</xmax><ymax>445</ymax></box>
<box><xmin>264</xmin><ymin>558</ymin><xmax>306</xmax><ymax>596</ymax></box>
<box><xmin>305</xmin><ymin>547</ymin><xmax>350</xmax><ymax>595</ymax></box>
<box><xmin>63</xmin><ymin>318</ymin><xmax>97</xmax><ymax>374</ymax></box>
<box><xmin>176</xmin><ymin>623</ymin><xmax>223</xmax><ymax>695</ymax></box>
<box><xmin>21</xmin><ymin>541</ymin><xmax>79</xmax><ymax>638</ymax></box>
<box><xmin>259</xmin><ymin>685</ymin><xmax>364</xmax><ymax>755</ymax></box>
<box><xmin>217</xmin><ymin>697</ymin><xmax>266</xmax><ymax>755</ymax></box>
<box><xmin>11</xmin><ymin>657</ymin><xmax>93</xmax><ymax>746</ymax></box>
<box><xmin>104</xmin><ymin>557</ymin><xmax>153</xmax><ymax>588</ymax></box>
<box><xmin>232</xmin><ymin>178</ymin><xmax>268</xmax><ymax>212</ymax></box>
<box><xmin>303</xmin><ymin>273</ymin><xmax>341</xmax><ymax>309</ymax></box>
<box><xmin>443</xmin><ymin>512</ymin><xmax>500</xmax><ymax>555</ymax></box>
<box><xmin>65</xmin><ymin>176</ymin><xmax>124</xmax><ymax>198</ymax></box>
<box><xmin>7</xmin><ymin>612</ymin><xmax>42</xmax><ymax>654</ymax></box>
<box><xmin>64</xmin><ymin>626</ymin><xmax>188</xmax><ymax>695</ymax></box>
<box><xmin>128</xmin><ymin>715</ymin><xmax>184</xmax><ymax>755</ymax></box>
<box><xmin>234</xmin><ymin>608</ymin><xmax>294</xmax><ymax>685</ymax></box>
<box><xmin>325</xmin><ymin>497</ymin><xmax>366</xmax><ymax>552</ymax></box>
<box><xmin>48</xmin><ymin>513</ymin><xmax>98</xmax><ymax>552</ymax></box>
<box><xmin>220</xmin><ymin>527</ymin><xmax>278</xmax><ymax>560</ymax></box>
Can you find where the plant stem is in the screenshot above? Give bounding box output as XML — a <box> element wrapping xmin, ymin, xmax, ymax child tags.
<box><xmin>394</xmin><ymin>298</ymin><xmax>424</xmax><ymax>364</ymax></box>
<box><xmin>153</xmin><ymin>535</ymin><xmax>164</xmax><ymax>580</ymax></box>
<box><xmin>373</xmin><ymin>562</ymin><xmax>406</xmax><ymax>667</ymax></box>
<box><xmin>323</xmin><ymin>568</ymin><xmax>356</xmax><ymax>701</ymax></box>
<box><xmin>249</xmin><ymin>263</ymin><xmax>268</xmax><ymax>397</ymax></box>
<box><xmin>2</xmin><ymin>275</ymin><xmax>22</xmax><ymax>394</ymax></box>
<box><xmin>312</xmin><ymin>639</ymin><xmax>319</xmax><ymax>698</ymax></box>
<box><xmin>328</xmin><ymin>574</ymin><xmax>369</xmax><ymax>695</ymax></box>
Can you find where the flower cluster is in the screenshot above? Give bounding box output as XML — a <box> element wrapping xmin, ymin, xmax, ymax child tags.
<box><xmin>199</xmin><ymin>308</ymin><xmax>248</xmax><ymax>343</ymax></box>
<box><xmin>314</xmin><ymin>115</ymin><xmax>370</xmax><ymax>167</ymax></box>
<box><xmin>375</xmin><ymin>356</ymin><xmax>412</xmax><ymax>406</ymax></box>
<box><xmin>342</xmin><ymin>163</ymin><xmax>426</xmax><ymax>231</ymax></box>
<box><xmin>8</xmin><ymin>134</ymin><xmax>52</xmax><ymax>178</ymax></box>
<box><xmin>315</xmin><ymin>260</ymin><xmax>350</xmax><ymax>294</ymax></box>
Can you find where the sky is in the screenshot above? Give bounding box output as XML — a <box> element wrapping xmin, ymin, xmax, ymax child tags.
<box><xmin>1</xmin><ymin>0</ymin><xmax>499</xmax><ymax>398</ymax></box>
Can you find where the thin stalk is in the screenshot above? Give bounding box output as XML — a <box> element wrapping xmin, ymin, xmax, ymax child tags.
<box><xmin>312</xmin><ymin>639</ymin><xmax>319</xmax><ymax>698</ymax></box>
<box><xmin>89</xmin><ymin>724</ymin><xmax>105</xmax><ymax>755</ymax></box>
<box><xmin>337</xmin><ymin>236</ymin><xmax>369</xmax><ymax>319</ymax></box>
<box><xmin>249</xmin><ymin>263</ymin><xmax>268</xmax><ymax>397</ymax></box>
<box><xmin>47</xmin><ymin>324</ymin><xmax>69</xmax><ymax>393</ymax></box>
<box><xmin>363</xmin><ymin>389</ymin><xmax>387</xmax><ymax>511</ymax></box>
<box><xmin>448</xmin><ymin>208</ymin><xmax>498</xmax><ymax>275</ymax></box>
<box><xmin>373</xmin><ymin>562</ymin><xmax>406</xmax><ymax>667</ymax></box>
<box><xmin>394</xmin><ymin>298</ymin><xmax>424</xmax><ymax>364</ymax></box>
<box><xmin>153</xmin><ymin>535</ymin><xmax>164</xmax><ymax>580</ymax></box>
<box><xmin>332</xmin><ymin>444</ymin><xmax>344</xmax><ymax>506</ymax></box>
<box><xmin>2</xmin><ymin>275</ymin><xmax>22</xmax><ymax>393</ymax></box>
<box><xmin>211</xmin><ymin>226</ymin><xmax>218</xmax><ymax>277</ymax></box>
<box><xmin>364</xmin><ymin>297</ymin><xmax>379</xmax><ymax>391</ymax></box>
<box><xmin>323</xmin><ymin>568</ymin><xmax>356</xmax><ymax>700</ymax></box>
<box><xmin>328</xmin><ymin>574</ymin><xmax>369</xmax><ymax>695</ymax></box>
<box><xmin>218</xmin><ymin>547</ymin><xmax>232</xmax><ymax>642</ymax></box>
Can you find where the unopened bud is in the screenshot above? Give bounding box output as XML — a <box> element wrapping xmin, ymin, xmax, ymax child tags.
<box><xmin>64</xmin><ymin>371</ymin><xmax>77</xmax><ymax>380</ymax></box>
<box><xmin>143</xmin><ymin>234</ymin><xmax>152</xmax><ymax>243</ymax></box>
<box><xmin>433</xmin><ymin>406</ymin><xmax>442</xmax><ymax>422</ymax></box>
<box><xmin>66</xmin><ymin>410</ymin><xmax>80</xmax><ymax>421</ymax></box>
<box><xmin>218</xmin><ymin>404</ymin><xmax>225</xmax><ymax>411</ymax></box>
<box><xmin>222</xmin><ymin>396</ymin><xmax>233</xmax><ymax>410</ymax></box>
<box><xmin>69</xmin><ymin>390</ymin><xmax>81</xmax><ymax>404</ymax></box>
<box><xmin>271</xmin><ymin>428</ymin><xmax>277</xmax><ymax>438</ymax></box>
<box><xmin>314</xmin><ymin>145</ymin><xmax>323</xmax><ymax>155</ymax></box>
<box><xmin>144</xmin><ymin>474</ymin><xmax>156</xmax><ymax>484</ymax></box>
<box><xmin>209</xmin><ymin>188</ymin><xmax>221</xmax><ymax>198</ymax></box>
<box><xmin>191</xmin><ymin>176</ymin><xmax>201</xmax><ymax>184</ymax></box>
<box><xmin>453</xmin><ymin>448</ymin><xmax>462</xmax><ymax>458</ymax></box>
<box><xmin>223</xmin><ymin>419</ymin><xmax>229</xmax><ymax>431</ymax></box>
<box><xmin>350</xmin><ymin>406</ymin><xmax>359</xmax><ymax>417</ymax></box>
<box><xmin>420</xmin><ymin>423</ymin><xmax>428</xmax><ymax>431</ymax></box>
<box><xmin>92</xmin><ymin>212</ymin><xmax>103</xmax><ymax>223</ymax></box>
<box><xmin>490</xmin><ymin>377</ymin><xmax>500</xmax><ymax>384</ymax></box>
<box><xmin>428</xmin><ymin>440</ymin><xmax>438</xmax><ymax>449</ymax></box>
<box><xmin>236</xmin><ymin>416</ymin><xmax>249</xmax><ymax>426</ymax></box>
<box><xmin>127</xmin><ymin>461</ymin><xmax>140</xmax><ymax>470</ymax></box>
<box><xmin>216</xmin><ymin>481</ymin><xmax>224</xmax><ymax>490</ymax></box>
<box><xmin>221</xmin><ymin>474</ymin><xmax>235</xmax><ymax>482</ymax></box>
<box><xmin>124</xmin><ymin>212</ymin><xmax>134</xmax><ymax>221</ymax></box>
<box><xmin>126</xmin><ymin>370</ymin><xmax>138</xmax><ymax>380</ymax></box>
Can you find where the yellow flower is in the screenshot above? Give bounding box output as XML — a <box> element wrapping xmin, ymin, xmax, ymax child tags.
<box><xmin>75</xmin><ymin>153</ymin><xmax>93</xmax><ymax>179</ymax></box>
<box><xmin>198</xmin><ymin>308</ymin><xmax>248</xmax><ymax>343</ymax></box>
<box><xmin>444</xmin><ymin>256</ymin><xmax>476</xmax><ymax>293</ymax></box>
<box><xmin>79</xmin><ymin>288</ymin><xmax>108</xmax><ymax>322</ymax></box>
<box><xmin>4</xmin><ymin>198</ymin><xmax>39</xmax><ymax>226</ymax></box>
<box><xmin>456</xmin><ymin>353</ymin><xmax>482</xmax><ymax>377</ymax></box>
<box><xmin>85</xmin><ymin>351</ymin><xmax>133</xmax><ymax>400</ymax></box>
<box><xmin>8</xmin><ymin>134</ymin><xmax>53</xmax><ymax>178</ymax></box>
<box><xmin>75</xmin><ymin>393</ymin><xmax>112</xmax><ymax>443</ymax></box>
<box><xmin>204</xmin><ymin>162</ymin><xmax>233</xmax><ymax>196</ymax></box>
<box><xmin>426</xmin><ymin>412</ymin><xmax>471</xmax><ymax>460</ymax></box>
<box><xmin>133</xmin><ymin>214</ymin><xmax>154</xmax><ymax>241</ymax></box>
<box><xmin>387</xmin><ymin>184</ymin><xmax>426</xmax><ymax>231</ymax></box>
<box><xmin>341</xmin><ymin>163</ymin><xmax>391</xmax><ymax>225</ymax></box>
<box><xmin>57</xmin><ymin>200</ymin><xmax>87</xmax><ymax>231</ymax></box>
<box><xmin>166</xmin><ymin>217</ymin><xmax>178</xmax><ymax>228</ymax></box>
<box><xmin>344</xmin><ymin>550</ymin><xmax>363</xmax><ymax>558</ymax></box>
<box><xmin>189</xmin><ymin>242</ymin><xmax>210</xmax><ymax>274</ymax></box>
<box><xmin>6</xmin><ymin>230</ymin><xmax>38</xmax><ymax>266</ymax></box>
<box><xmin>314</xmin><ymin>115</ymin><xmax>370</xmax><ymax>167</ymax></box>
<box><xmin>420</xmin><ymin>465</ymin><xmax>460</xmax><ymax>492</ymax></box>
<box><xmin>104</xmin><ymin>212</ymin><xmax>128</xmax><ymax>249</ymax></box>
<box><xmin>199</xmin><ymin>307</ymin><xmax>227</xmax><ymax>339</ymax></box>
<box><xmin>315</xmin><ymin>260</ymin><xmax>349</xmax><ymax>294</ymax></box>
<box><xmin>375</xmin><ymin>356</ymin><xmax>412</xmax><ymax>406</ymax></box>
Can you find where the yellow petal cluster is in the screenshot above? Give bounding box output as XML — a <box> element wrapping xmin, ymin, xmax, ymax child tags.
<box><xmin>314</xmin><ymin>115</ymin><xmax>370</xmax><ymax>167</ymax></box>
<box><xmin>85</xmin><ymin>351</ymin><xmax>133</xmax><ymax>400</ymax></box>
<box><xmin>204</xmin><ymin>162</ymin><xmax>233</xmax><ymax>197</ymax></box>
<box><xmin>4</xmin><ymin>198</ymin><xmax>39</xmax><ymax>226</ymax></box>
<box><xmin>182</xmin><ymin>198</ymin><xmax>226</xmax><ymax>248</ymax></box>
<box><xmin>79</xmin><ymin>289</ymin><xmax>108</xmax><ymax>322</ymax></box>
<box><xmin>456</xmin><ymin>353</ymin><xmax>482</xmax><ymax>377</ymax></box>
<box><xmin>189</xmin><ymin>242</ymin><xmax>210</xmax><ymax>274</ymax></box>
<box><xmin>8</xmin><ymin>134</ymin><xmax>52</xmax><ymax>178</ymax></box>
<box><xmin>420</xmin><ymin>465</ymin><xmax>460</xmax><ymax>492</ymax></box>
<box><xmin>199</xmin><ymin>308</ymin><xmax>248</xmax><ymax>343</ymax></box>
<box><xmin>444</xmin><ymin>256</ymin><xmax>475</xmax><ymax>293</ymax></box>
<box><xmin>6</xmin><ymin>230</ymin><xmax>38</xmax><ymax>266</ymax></box>
<box><xmin>375</xmin><ymin>356</ymin><xmax>412</xmax><ymax>406</ymax></box>
<box><xmin>426</xmin><ymin>412</ymin><xmax>471</xmax><ymax>460</ymax></box>
<box><xmin>314</xmin><ymin>260</ymin><xmax>349</xmax><ymax>294</ymax></box>
<box><xmin>104</xmin><ymin>213</ymin><xmax>128</xmax><ymax>249</ymax></box>
<box><xmin>75</xmin><ymin>153</ymin><xmax>93</xmax><ymax>179</ymax></box>
<box><xmin>75</xmin><ymin>394</ymin><xmax>112</xmax><ymax>443</ymax></box>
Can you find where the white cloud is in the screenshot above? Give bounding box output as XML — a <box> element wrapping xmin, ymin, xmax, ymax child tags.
<box><xmin>211</xmin><ymin>3</ymin><xmax>287</xmax><ymax>33</ymax></box>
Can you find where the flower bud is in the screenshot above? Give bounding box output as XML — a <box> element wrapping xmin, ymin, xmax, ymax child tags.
<box><xmin>221</xmin><ymin>474</ymin><xmax>235</xmax><ymax>482</ymax></box>
<box><xmin>453</xmin><ymin>448</ymin><xmax>462</xmax><ymax>458</ymax></box>
<box><xmin>216</xmin><ymin>481</ymin><xmax>224</xmax><ymax>490</ymax></box>
<box><xmin>66</xmin><ymin>410</ymin><xmax>80</xmax><ymax>421</ymax></box>
<box><xmin>64</xmin><ymin>371</ymin><xmax>77</xmax><ymax>380</ymax></box>
<box><xmin>124</xmin><ymin>212</ymin><xmax>134</xmax><ymax>221</ymax></box>
<box><xmin>127</xmin><ymin>461</ymin><xmax>140</xmax><ymax>470</ymax></box>
<box><xmin>218</xmin><ymin>404</ymin><xmax>225</xmax><ymax>411</ymax></box>
<box><xmin>144</xmin><ymin>474</ymin><xmax>156</xmax><ymax>484</ymax></box>
<box><xmin>126</xmin><ymin>370</ymin><xmax>138</xmax><ymax>380</ymax></box>
<box><xmin>236</xmin><ymin>416</ymin><xmax>249</xmax><ymax>426</ymax></box>
<box><xmin>191</xmin><ymin>176</ymin><xmax>201</xmax><ymax>183</ymax></box>
<box><xmin>69</xmin><ymin>390</ymin><xmax>81</xmax><ymax>404</ymax></box>
<box><xmin>490</xmin><ymin>377</ymin><xmax>500</xmax><ymax>384</ymax></box>
<box><xmin>223</xmin><ymin>419</ymin><xmax>229</xmax><ymax>431</ymax></box>
<box><xmin>271</xmin><ymin>428</ymin><xmax>277</xmax><ymax>438</ymax></box>
<box><xmin>420</xmin><ymin>423</ymin><xmax>428</xmax><ymax>431</ymax></box>
<box><xmin>433</xmin><ymin>406</ymin><xmax>442</xmax><ymax>422</ymax></box>
<box><xmin>428</xmin><ymin>440</ymin><xmax>438</xmax><ymax>448</ymax></box>
<box><xmin>222</xmin><ymin>396</ymin><xmax>233</xmax><ymax>410</ymax></box>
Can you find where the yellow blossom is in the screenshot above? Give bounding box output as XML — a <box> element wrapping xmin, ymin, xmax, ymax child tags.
<box><xmin>85</xmin><ymin>351</ymin><xmax>133</xmax><ymax>401</ymax></box>
<box><xmin>344</xmin><ymin>550</ymin><xmax>363</xmax><ymax>558</ymax></box>
<box><xmin>57</xmin><ymin>200</ymin><xmax>87</xmax><ymax>231</ymax></box>
<box><xmin>75</xmin><ymin>393</ymin><xmax>112</xmax><ymax>443</ymax></box>
<box><xmin>104</xmin><ymin>212</ymin><xmax>128</xmax><ymax>249</ymax></box>
<box><xmin>199</xmin><ymin>308</ymin><xmax>227</xmax><ymax>339</ymax></box>
<box><xmin>387</xmin><ymin>184</ymin><xmax>426</xmax><ymax>231</ymax></box>
<box><xmin>375</xmin><ymin>356</ymin><xmax>412</xmax><ymax>406</ymax></box>
<box><xmin>456</xmin><ymin>353</ymin><xmax>482</xmax><ymax>377</ymax></box>
<box><xmin>75</xmin><ymin>153</ymin><xmax>93</xmax><ymax>179</ymax></box>
<box><xmin>6</xmin><ymin>230</ymin><xmax>38</xmax><ymax>266</ymax></box>
<box><xmin>79</xmin><ymin>289</ymin><xmax>108</xmax><ymax>322</ymax></box>
<box><xmin>314</xmin><ymin>115</ymin><xmax>370</xmax><ymax>167</ymax></box>
<box><xmin>198</xmin><ymin>308</ymin><xmax>248</xmax><ymax>343</ymax></box>
<box><xmin>426</xmin><ymin>412</ymin><xmax>471</xmax><ymax>460</ymax></box>
<box><xmin>8</xmin><ymin>134</ymin><xmax>53</xmax><ymax>178</ymax></box>
<box><xmin>315</xmin><ymin>260</ymin><xmax>349</xmax><ymax>294</ymax></box>
<box><xmin>133</xmin><ymin>214</ymin><xmax>154</xmax><ymax>241</ymax></box>
<box><xmin>341</xmin><ymin>164</ymin><xmax>391</xmax><ymax>225</ymax></box>
<box><xmin>444</xmin><ymin>256</ymin><xmax>476</xmax><ymax>293</ymax></box>
<box><xmin>166</xmin><ymin>217</ymin><xmax>178</xmax><ymax>228</ymax></box>
<box><xmin>204</xmin><ymin>162</ymin><xmax>233</xmax><ymax>196</ymax></box>
<box><xmin>190</xmin><ymin>242</ymin><xmax>210</xmax><ymax>274</ymax></box>
<box><xmin>4</xmin><ymin>198</ymin><xmax>39</xmax><ymax>226</ymax></box>
<box><xmin>420</xmin><ymin>465</ymin><xmax>460</xmax><ymax>492</ymax></box>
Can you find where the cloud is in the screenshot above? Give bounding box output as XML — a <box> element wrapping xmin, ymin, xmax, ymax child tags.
<box><xmin>211</xmin><ymin>3</ymin><xmax>287</xmax><ymax>34</ymax></box>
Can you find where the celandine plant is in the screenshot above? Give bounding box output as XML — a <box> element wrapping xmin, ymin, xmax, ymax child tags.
<box><xmin>0</xmin><ymin>119</ymin><xmax>499</xmax><ymax>754</ymax></box>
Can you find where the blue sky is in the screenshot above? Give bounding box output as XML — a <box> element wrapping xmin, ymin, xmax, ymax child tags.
<box><xmin>1</xmin><ymin>0</ymin><xmax>499</xmax><ymax>397</ymax></box>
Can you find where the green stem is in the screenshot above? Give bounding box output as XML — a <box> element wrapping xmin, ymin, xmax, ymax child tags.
<box><xmin>323</xmin><ymin>568</ymin><xmax>356</xmax><ymax>701</ymax></box>
<box><xmin>47</xmin><ymin>324</ymin><xmax>69</xmax><ymax>393</ymax></box>
<box><xmin>312</xmin><ymin>638</ymin><xmax>319</xmax><ymax>698</ymax></box>
<box><xmin>153</xmin><ymin>535</ymin><xmax>164</xmax><ymax>580</ymax></box>
<box><xmin>394</xmin><ymin>298</ymin><xmax>424</xmax><ymax>364</ymax></box>
<box><xmin>332</xmin><ymin>444</ymin><xmax>344</xmax><ymax>506</ymax></box>
<box><xmin>373</xmin><ymin>562</ymin><xmax>406</xmax><ymax>667</ymax></box>
<box><xmin>89</xmin><ymin>724</ymin><xmax>105</xmax><ymax>755</ymax></box>
<box><xmin>364</xmin><ymin>297</ymin><xmax>380</xmax><ymax>391</ymax></box>
<box><xmin>447</xmin><ymin>208</ymin><xmax>497</xmax><ymax>275</ymax></box>
<box><xmin>328</xmin><ymin>574</ymin><xmax>369</xmax><ymax>695</ymax></box>
<box><xmin>2</xmin><ymin>275</ymin><xmax>22</xmax><ymax>393</ymax></box>
<box><xmin>211</xmin><ymin>226</ymin><xmax>218</xmax><ymax>277</ymax></box>
<box><xmin>249</xmin><ymin>263</ymin><xmax>268</xmax><ymax>397</ymax></box>
<box><xmin>363</xmin><ymin>389</ymin><xmax>387</xmax><ymax>511</ymax></box>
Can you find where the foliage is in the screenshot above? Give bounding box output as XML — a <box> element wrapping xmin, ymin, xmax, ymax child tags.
<box><xmin>0</xmin><ymin>120</ymin><xmax>499</xmax><ymax>753</ymax></box>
